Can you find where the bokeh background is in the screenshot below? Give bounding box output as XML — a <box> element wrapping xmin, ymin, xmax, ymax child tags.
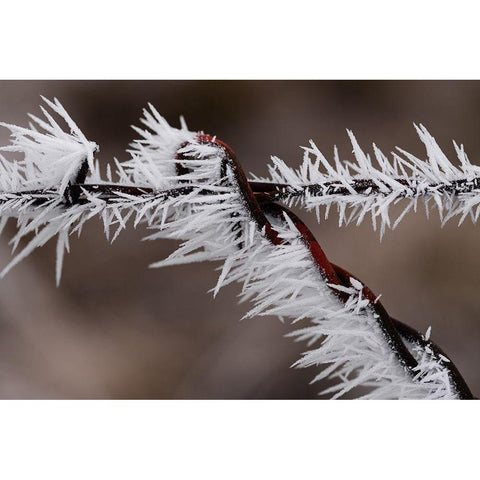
<box><xmin>0</xmin><ymin>80</ymin><xmax>478</xmax><ymax>398</ymax></box>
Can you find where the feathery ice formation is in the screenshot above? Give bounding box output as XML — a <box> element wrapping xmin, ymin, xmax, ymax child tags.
<box><xmin>0</xmin><ymin>98</ymin><xmax>469</xmax><ymax>399</ymax></box>
<box><xmin>251</xmin><ymin>126</ymin><xmax>480</xmax><ymax>237</ymax></box>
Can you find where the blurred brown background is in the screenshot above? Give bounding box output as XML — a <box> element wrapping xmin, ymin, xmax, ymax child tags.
<box><xmin>0</xmin><ymin>80</ymin><xmax>479</xmax><ymax>398</ymax></box>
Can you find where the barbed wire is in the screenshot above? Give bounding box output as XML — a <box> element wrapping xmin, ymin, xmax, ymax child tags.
<box><xmin>1</xmin><ymin>134</ymin><xmax>472</xmax><ymax>398</ymax></box>
<box><xmin>0</xmin><ymin>98</ymin><xmax>474</xmax><ymax>398</ymax></box>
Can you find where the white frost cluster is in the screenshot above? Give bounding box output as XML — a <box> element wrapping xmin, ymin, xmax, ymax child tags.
<box><xmin>0</xmin><ymin>99</ymin><xmax>463</xmax><ymax>399</ymax></box>
<box><xmin>252</xmin><ymin>126</ymin><xmax>480</xmax><ymax>237</ymax></box>
<box><xmin>0</xmin><ymin>98</ymin><xmax>98</xmax><ymax>284</ymax></box>
<box><xmin>0</xmin><ymin>97</ymin><xmax>98</xmax><ymax>194</ymax></box>
<box><xmin>122</xmin><ymin>105</ymin><xmax>195</xmax><ymax>190</ymax></box>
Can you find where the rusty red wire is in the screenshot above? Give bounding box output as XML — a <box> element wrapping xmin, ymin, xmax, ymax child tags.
<box><xmin>184</xmin><ymin>135</ymin><xmax>474</xmax><ymax>399</ymax></box>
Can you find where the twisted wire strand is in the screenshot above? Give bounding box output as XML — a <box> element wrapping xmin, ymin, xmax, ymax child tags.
<box><xmin>174</xmin><ymin>134</ymin><xmax>473</xmax><ymax>398</ymax></box>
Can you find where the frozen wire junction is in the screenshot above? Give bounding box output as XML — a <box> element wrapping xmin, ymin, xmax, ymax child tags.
<box><xmin>0</xmin><ymin>97</ymin><xmax>475</xmax><ymax>399</ymax></box>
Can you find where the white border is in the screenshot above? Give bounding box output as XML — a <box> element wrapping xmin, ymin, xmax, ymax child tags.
<box><xmin>1</xmin><ymin>1</ymin><xmax>480</xmax><ymax>79</ymax></box>
<box><xmin>0</xmin><ymin>401</ymin><xmax>477</xmax><ymax>479</ymax></box>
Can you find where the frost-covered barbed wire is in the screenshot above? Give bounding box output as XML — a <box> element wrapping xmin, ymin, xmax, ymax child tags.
<box><xmin>250</xmin><ymin>126</ymin><xmax>480</xmax><ymax>237</ymax></box>
<box><xmin>0</xmin><ymin>98</ymin><xmax>473</xmax><ymax>399</ymax></box>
